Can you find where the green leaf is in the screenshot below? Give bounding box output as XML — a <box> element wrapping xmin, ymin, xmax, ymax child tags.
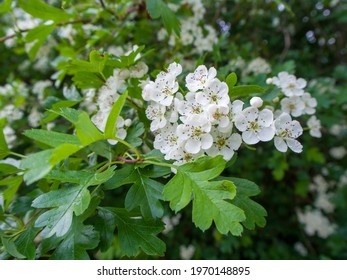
<box><xmin>146</xmin><ymin>0</ymin><xmax>161</xmax><ymax>18</ymax></box>
<box><xmin>0</xmin><ymin>127</ymin><xmax>10</xmax><ymax>160</ymax></box>
<box><xmin>23</xmin><ymin>129</ymin><xmax>81</xmax><ymax>148</ymax></box>
<box><xmin>164</xmin><ymin>156</ymin><xmax>246</xmax><ymax>235</ymax></box>
<box><xmin>0</xmin><ymin>0</ymin><xmax>12</xmax><ymax>13</ymax></box>
<box><xmin>49</xmin><ymin>143</ymin><xmax>82</xmax><ymax>166</ymax></box>
<box><xmin>100</xmin><ymin>207</ymin><xmax>165</xmax><ymax>256</ymax></box>
<box><xmin>0</xmin><ymin>164</ymin><xmax>21</xmax><ymax>176</ymax></box>
<box><xmin>51</xmin><ymin>220</ymin><xmax>99</xmax><ymax>260</ymax></box>
<box><xmin>72</xmin><ymin>72</ymin><xmax>105</xmax><ymax>89</ymax></box>
<box><xmin>75</xmin><ymin>112</ymin><xmax>103</xmax><ymax>146</ymax></box>
<box><xmin>146</xmin><ymin>0</ymin><xmax>180</xmax><ymax>36</ymax></box>
<box><xmin>104</xmin><ymin>91</ymin><xmax>128</xmax><ymax>139</ymax></box>
<box><xmin>18</xmin><ymin>0</ymin><xmax>71</xmax><ymax>22</ymax></box>
<box><xmin>226</xmin><ymin>177</ymin><xmax>267</xmax><ymax>230</ymax></box>
<box><xmin>32</xmin><ymin>185</ymin><xmax>91</xmax><ymax>238</ymax></box>
<box><xmin>105</xmin><ymin>165</ymin><xmax>164</xmax><ymax>219</ymax></box>
<box><xmin>20</xmin><ymin>149</ymin><xmax>54</xmax><ymax>185</ymax></box>
<box><xmin>45</xmin><ymin>170</ymin><xmax>92</xmax><ymax>184</ymax></box>
<box><xmin>54</xmin><ymin>107</ymin><xmax>81</xmax><ymax>124</ymax></box>
<box><xmin>15</xmin><ymin>222</ymin><xmax>40</xmax><ymax>260</ymax></box>
<box><xmin>32</xmin><ymin>167</ymin><xmax>115</xmax><ymax>238</ymax></box>
<box><xmin>96</xmin><ymin>207</ymin><xmax>117</xmax><ymax>252</ymax></box>
<box><xmin>25</xmin><ymin>23</ymin><xmax>56</xmax><ymax>60</ymax></box>
<box><xmin>1</xmin><ymin>237</ymin><xmax>26</xmax><ymax>259</ymax></box>
<box><xmin>226</xmin><ymin>72</ymin><xmax>238</xmax><ymax>88</ymax></box>
<box><xmin>229</xmin><ymin>85</ymin><xmax>265</xmax><ymax>98</ymax></box>
<box><xmin>0</xmin><ymin>175</ymin><xmax>23</xmax><ymax>210</ymax></box>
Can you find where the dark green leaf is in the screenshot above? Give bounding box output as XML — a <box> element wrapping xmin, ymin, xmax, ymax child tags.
<box><xmin>100</xmin><ymin>207</ymin><xmax>165</xmax><ymax>256</ymax></box>
<box><xmin>51</xmin><ymin>220</ymin><xmax>99</xmax><ymax>260</ymax></box>
<box><xmin>15</xmin><ymin>222</ymin><xmax>40</xmax><ymax>260</ymax></box>
<box><xmin>96</xmin><ymin>207</ymin><xmax>117</xmax><ymax>252</ymax></box>
<box><xmin>1</xmin><ymin>237</ymin><xmax>26</xmax><ymax>259</ymax></box>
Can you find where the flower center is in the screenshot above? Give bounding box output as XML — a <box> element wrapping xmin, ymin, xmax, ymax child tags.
<box><xmin>249</xmin><ymin>121</ymin><xmax>259</xmax><ymax>131</ymax></box>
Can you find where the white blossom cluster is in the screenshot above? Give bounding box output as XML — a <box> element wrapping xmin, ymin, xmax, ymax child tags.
<box><xmin>297</xmin><ymin>208</ymin><xmax>336</xmax><ymax>238</ymax></box>
<box><xmin>157</xmin><ymin>0</ymin><xmax>218</xmax><ymax>54</ymax></box>
<box><xmin>162</xmin><ymin>213</ymin><xmax>181</xmax><ymax>235</ymax></box>
<box><xmin>142</xmin><ymin>63</ymin><xmax>315</xmax><ymax>166</ymax></box>
<box><xmin>297</xmin><ymin>174</ymin><xmax>337</xmax><ymax>238</ymax></box>
<box><xmin>267</xmin><ymin>71</ymin><xmax>322</xmax><ymax>139</ymax></box>
<box><xmin>243</xmin><ymin>57</ymin><xmax>272</xmax><ymax>76</ymax></box>
<box><xmin>91</xmin><ymin>56</ymin><xmax>148</xmax><ymax>144</ymax></box>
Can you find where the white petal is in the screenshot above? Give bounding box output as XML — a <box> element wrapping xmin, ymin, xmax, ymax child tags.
<box><xmin>234</xmin><ymin>115</ymin><xmax>248</xmax><ymax>131</ymax></box>
<box><xmin>243</xmin><ymin>107</ymin><xmax>258</xmax><ymax>121</ymax></box>
<box><xmin>201</xmin><ymin>133</ymin><xmax>213</xmax><ymax>149</ymax></box>
<box><xmin>258</xmin><ymin>126</ymin><xmax>275</xmax><ymax>142</ymax></box>
<box><xmin>258</xmin><ymin>109</ymin><xmax>274</xmax><ymax>127</ymax></box>
<box><xmin>185</xmin><ymin>139</ymin><xmax>201</xmax><ymax>154</ymax></box>
<box><xmin>286</xmin><ymin>138</ymin><xmax>303</xmax><ymax>153</ymax></box>
<box><xmin>228</xmin><ymin>133</ymin><xmax>242</xmax><ymax>150</ymax></box>
<box><xmin>274</xmin><ymin>136</ymin><xmax>288</xmax><ymax>152</ymax></box>
<box><xmin>231</xmin><ymin>100</ymin><xmax>244</xmax><ymax>114</ymax></box>
<box><xmin>242</xmin><ymin>130</ymin><xmax>259</xmax><ymax>145</ymax></box>
<box><xmin>220</xmin><ymin>147</ymin><xmax>234</xmax><ymax>161</ymax></box>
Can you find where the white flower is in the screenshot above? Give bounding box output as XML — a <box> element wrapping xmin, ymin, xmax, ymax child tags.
<box><xmin>185</xmin><ymin>65</ymin><xmax>217</xmax><ymax>92</ymax></box>
<box><xmin>167</xmin><ymin>62</ymin><xmax>183</xmax><ymax>77</ymax></box>
<box><xmin>315</xmin><ymin>192</ymin><xmax>335</xmax><ymax>213</ymax></box>
<box><xmin>129</xmin><ymin>61</ymin><xmax>148</xmax><ymax>78</ymax></box>
<box><xmin>280</xmin><ymin>96</ymin><xmax>305</xmax><ymax>117</ymax></box>
<box><xmin>250</xmin><ymin>96</ymin><xmax>263</xmax><ymax>108</ymax></box>
<box><xmin>179</xmin><ymin>244</ymin><xmax>195</xmax><ymax>260</ymax></box>
<box><xmin>142</xmin><ymin>74</ymin><xmax>179</xmax><ymax>106</ymax></box>
<box><xmin>177</xmin><ymin>115</ymin><xmax>213</xmax><ymax>154</ymax></box>
<box><xmin>273</xmin><ymin>113</ymin><xmax>303</xmax><ymax>153</ymax></box>
<box><xmin>176</xmin><ymin>92</ymin><xmax>207</xmax><ymax>122</ymax></box>
<box><xmin>197</xmin><ymin>79</ymin><xmax>229</xmax><ymax>106</ymax></box>
<box><xmin>329</xmin><ymin>146</ymin><xmax>347</xmax><ymax>160</ymax></box>
<box><xmin>206</xmin><ymin>129</ymin><xmax>242</xmax><ymax>160</ymax></box>
<box><xmin>234</xmin><ymin>107</ymin><xmax>275</xmax><ymax>145</ymax></box>
<box><xmin>3</xmin><ymin>126</ymin><xmax>16</xmax><ymax>149</ymax></box>
<box><xmin>145</xmin><ymin>103</ymin><xmax>167</xmax><ymax>131</ymax></box>
<box><xmin>28</xmin><ymin>108</ymin><xmax>41</xmax><ymax>127</ymax></box>
<box><xmin>244</xmin><ymin>57</ymin><xmax>271</xmax><ymax>75</ymax></box>
<box><xmin>154</xmin><ymin>123</ymin><xmax>182</xmax><ymax>159</ymax></box>
<box><xmin>272</xmin><ymin>71</ymin><xmax>307</xmax><ymax>96</ymax></box>
<box><xmin>206</xmin><ymin>104</ymin><xmax>230</xmax><ymax>129</ymax></box>
<box><xmin>307</xmin><ymin>115</ymin><xmax>322</xmax><ymax>138</ymax></box>
<box><xmin>297</xmin><ymin>208</ymin><xmax>336</xmax><ymax>238</ymax></box>
<box><xmin>301</xmin><ymin>92</ymin><xmax>317</xmax><ymax>115</ymax></box>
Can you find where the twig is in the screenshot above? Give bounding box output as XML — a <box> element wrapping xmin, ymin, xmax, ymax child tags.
<box><xmin>0</xmin><ymin>18</ymin><xmax>94</xmax><ymax>43</ymax></box>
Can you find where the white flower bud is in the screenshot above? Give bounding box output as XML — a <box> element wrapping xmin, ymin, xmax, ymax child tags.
<box><xmin>266</xmin><ymin>78</ymin><xmax>273</xmax><ymax>84</ymax></box>
<box><xmin>250</xmin><ymin>97</ymin><xmax>263</xmax><ymax>108</ymax></box>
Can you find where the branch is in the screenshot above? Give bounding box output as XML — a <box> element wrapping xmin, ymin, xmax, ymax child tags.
<box><xmin>0</xmin><ymin>18</ymin><xmax>93</xmax><ymax>43</ymax></box>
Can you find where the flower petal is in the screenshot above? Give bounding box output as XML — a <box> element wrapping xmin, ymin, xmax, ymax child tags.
<box><xmin>274</xmin><ymin>136</ymin><xmax>288</xmax><ymax>152</ymax></box>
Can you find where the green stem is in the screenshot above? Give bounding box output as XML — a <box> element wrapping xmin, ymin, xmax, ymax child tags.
<box><xmin>9</xmin><ymin>151</ymin><xmax>26</xmax><ymax>158</ymax></box>
<box><xmin>113</xmin><ymin>137</ymin><xmax>141</xmax><ymax>159</ymax></box>
<box><xmin>143</xmin><ymin>160</ymin><xmax>174</xmax><ymax>168</ymax></box>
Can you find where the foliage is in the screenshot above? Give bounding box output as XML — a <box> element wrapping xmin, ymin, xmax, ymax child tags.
<box><xmin>0</xmin><ymin>0</ymin><xmax>346</xmax><ymax>260</ymax></box>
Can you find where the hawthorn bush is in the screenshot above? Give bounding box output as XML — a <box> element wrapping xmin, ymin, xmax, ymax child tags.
<box><xmin>0</xmin><ymin>0</ymin><xmax>346</xmax><ymax>260</ymax></box>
